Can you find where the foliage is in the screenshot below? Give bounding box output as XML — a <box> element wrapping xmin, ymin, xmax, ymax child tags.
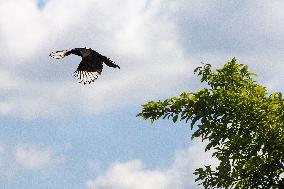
<box><xmin>137</xmin><ymin>58</ymin><xmax>284</xmax><ymax>188</ymax></box>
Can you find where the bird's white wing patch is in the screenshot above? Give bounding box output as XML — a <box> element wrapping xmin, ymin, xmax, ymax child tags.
<box><xmin>49</xmin><ymin>50</ymin><xmax>69</xmax><ymax>59</ymax></box>
<box><xmin>73</xmin><ymin>70</ymin><xmax>100</xmax><ymax>85</ymax></box>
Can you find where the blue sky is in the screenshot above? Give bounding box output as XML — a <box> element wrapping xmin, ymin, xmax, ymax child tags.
<box><xmin>0</xmin><ymin>0</ymin><xmax>283</xmax><ymax>189</ymax></box>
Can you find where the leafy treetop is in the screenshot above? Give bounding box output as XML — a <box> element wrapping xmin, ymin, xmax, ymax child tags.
<box><xmin>137</xmin><ymin>58</ymin><xmax>284</xmax><ymax>188</ymax></box>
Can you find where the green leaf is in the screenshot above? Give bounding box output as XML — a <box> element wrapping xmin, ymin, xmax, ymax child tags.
<box><xmin>173</xmin><ymin>115</ymin><xmax>178</xmax><ymax>123</ymax></box>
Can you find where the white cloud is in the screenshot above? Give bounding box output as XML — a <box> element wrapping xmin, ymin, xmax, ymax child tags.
<box><xmin>0</xmin><ymin>143</ymin><xmax>62</xmax><ymax>177</ymax></box>
<box><xmin>88</xmin><ymin>160</ymin><xmax>170</xmax><ymax>189</ymax></box>
<box><xmin>87</xmin><ymin>140</ymin><xmax>218</xmax><ymax>189</ymax></box>
<box><xmin>0</xmin><ymin>0</ymin><xmax>283</xmax><ymax>119</ymax></box>
<box><xmin>0</xmin><ymin>0</ymin><xmax>194</xmax><ymax>119</ymax></box>
<box><xmin>14</xmin><ymin>145</ymin><xmax>53</xmax><ymax>170</ymax></box>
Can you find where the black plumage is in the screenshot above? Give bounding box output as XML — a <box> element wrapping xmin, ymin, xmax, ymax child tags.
<box><xmin>49</xmin><ymin>48</ymin><xmax>120</xmax><ymax>84</ymax></box>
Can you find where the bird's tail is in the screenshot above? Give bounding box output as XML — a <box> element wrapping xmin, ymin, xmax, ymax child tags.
<box><xmin>49</xmin><ymin>50</ymin><xmax>69</xmax><ymax>59</ymax></box>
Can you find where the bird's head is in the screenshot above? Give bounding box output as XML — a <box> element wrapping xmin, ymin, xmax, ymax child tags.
<box><xmin>49</xmin><ymin>50</ymin><xmax>68</xmax><ymax>59</ymax></box>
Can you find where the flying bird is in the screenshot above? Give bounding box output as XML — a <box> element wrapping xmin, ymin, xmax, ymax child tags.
<box><xmin>49</xmin><ymin>48</ymin><xmax>120</xmax><ymax>84</ymax></box>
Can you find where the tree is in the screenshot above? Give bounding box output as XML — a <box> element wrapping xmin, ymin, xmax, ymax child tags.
<box><xmin>137</xmin><ymin>58</ymin><xmax>284</xmax><ymax>188</ymax></box>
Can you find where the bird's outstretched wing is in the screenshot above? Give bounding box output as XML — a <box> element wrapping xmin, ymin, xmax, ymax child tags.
<box><xmin>73</xmin><ymin>59</ymin><xmax>103</xmax><ymax>85</ymax></box>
